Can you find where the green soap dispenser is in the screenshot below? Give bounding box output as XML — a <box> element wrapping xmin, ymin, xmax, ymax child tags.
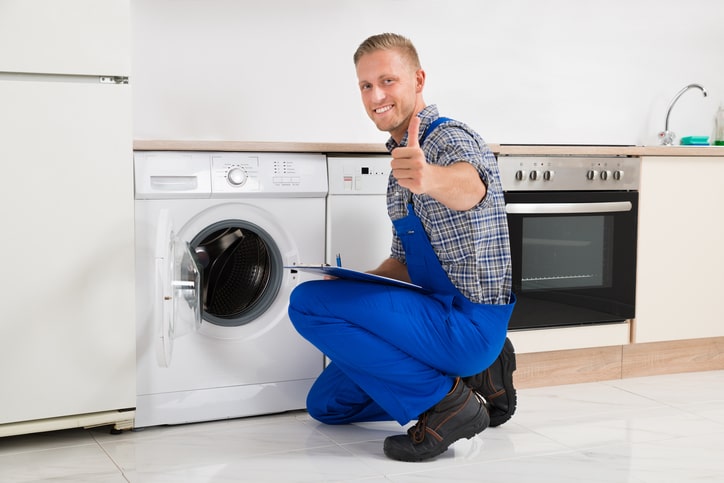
<box><xmin>715</xmin><ymin>103</ymin><xmax>724</xmax><ymax>146</ymax></box>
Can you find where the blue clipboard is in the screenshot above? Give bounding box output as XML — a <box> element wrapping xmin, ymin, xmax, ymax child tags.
<box><xmin>285</xmin><ymin>264</ymin><xmax>424</xmax><ymax>291</ymax></box>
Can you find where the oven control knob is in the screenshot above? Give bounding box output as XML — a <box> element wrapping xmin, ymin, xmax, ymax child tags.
<box><xmin>586</xmin><ymin>170</ymin><xmax>598</xmax><ymax>180</ymax></box>
<box><xmin>227</xmin><ymin>166</ymin><xmax>248</xmax><ymax>186</ymax></box>
<box><xmin>613</xmin><ymin>170</ymin><xmax>624</xmax><ymax>180</ymax></box>
<box><xmin>529</xmin><ymin>170</ymin><xmax>539</xmax><ymax>181</ymax></box>
<box><xmin>601</xmin><ymin>170</ymin><xmax>611</xmax><ymax>180</ymax></box>
<box><xmin>543</xmin><ymin>170</ymin><xmax>554</xmax><ymax>181</ymax></box>
<box><xmin>515</xmin><ymin>170</ymin><xmax>527</xmax><ymax>181</ymax></box>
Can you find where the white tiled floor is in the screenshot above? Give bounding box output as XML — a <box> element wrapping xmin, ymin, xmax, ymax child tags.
<box><xmin>2</xmin><ymin>370</ymin><xmax>724</xmax><ymax>482</ymax></box>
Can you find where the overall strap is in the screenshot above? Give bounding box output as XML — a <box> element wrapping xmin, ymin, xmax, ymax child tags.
<box><xmin>419</xmin><ymin>116</ymin><xmax>454</xmax><ymax>145</ymax></box>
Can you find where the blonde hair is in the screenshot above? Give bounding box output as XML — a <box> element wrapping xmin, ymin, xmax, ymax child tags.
<box><xmin>353</xmin><ymin>33</ymin><xmax>421</xmax><ymax>69</ymax></box>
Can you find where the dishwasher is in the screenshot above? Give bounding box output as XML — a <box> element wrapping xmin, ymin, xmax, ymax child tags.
<box><xmin>326</xmin><ymin>155</ymin><xmax>392</xmax><ymax>271</ymax></box>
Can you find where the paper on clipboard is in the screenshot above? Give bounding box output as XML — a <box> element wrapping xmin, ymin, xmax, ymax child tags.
<box><xmin>285</xmin><ymin>264</ymin><xmax>424</xmax><ymax>291</ymax></box>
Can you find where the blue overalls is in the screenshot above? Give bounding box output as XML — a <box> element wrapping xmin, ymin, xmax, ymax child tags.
<box><xmin>288</xmin><ymin>200</ymin><xmax>515</xmax><ymax>425</ymax></box>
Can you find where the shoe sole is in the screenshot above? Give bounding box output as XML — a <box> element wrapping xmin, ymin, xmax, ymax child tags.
<box><xmin>383</xmin><ymin>405</ymin><xmax>490</xmax><ymax>462</ymax></box>
<box><xmin>488</xmin><ymin>338</ymin><xmax>517</xmax><ymax>427</ymax></box>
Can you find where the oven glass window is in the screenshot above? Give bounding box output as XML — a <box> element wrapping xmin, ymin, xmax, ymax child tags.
<box><xmin>521</xmin><ymin>215</ymin><xmax>613</xmax><ymax>292</ymax></box>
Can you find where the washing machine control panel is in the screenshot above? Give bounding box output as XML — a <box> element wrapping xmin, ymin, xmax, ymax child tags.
<box><xmin>211</xmin><ymin>154</ymin><xmax>260</xmax><ymax>192</ymax></box>
<box><xmin>210</xmin><ymin>152</ymin><xmax>328</xmax><ymax>197</ymax></box>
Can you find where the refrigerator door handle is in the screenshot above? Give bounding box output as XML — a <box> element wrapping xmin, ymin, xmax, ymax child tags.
<box><xmin>99</xmin><ymin>76</ymin><xmax>129</xmax><ymax>84</ymax></box>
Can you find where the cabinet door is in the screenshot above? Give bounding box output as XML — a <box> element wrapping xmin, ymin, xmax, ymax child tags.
<box><xmin>635</xmin><ymin>156</ymin><xmax>724</xmax><ymax>342</ymax></box>
<box><xmin>0</xmin><ymin>0</ymin><xmax>129</xmax><ymax>75</ymax></box>
<box><xmin>0</xmin><ymin>77</ymin><xmax>134</xmax><ymax>424</ymax></box>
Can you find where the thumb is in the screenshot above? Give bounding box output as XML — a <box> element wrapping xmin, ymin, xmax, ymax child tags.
<box><xmin>406</xmin><ymin>115</ymin><xmax>421</xmax><ymax>148</ymax></box>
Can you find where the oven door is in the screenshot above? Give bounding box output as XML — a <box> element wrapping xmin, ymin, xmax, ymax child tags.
<box><xmin>505</xmin><ymin>190</ymin><xmax>637</xmax><ymax>330</ymax></box>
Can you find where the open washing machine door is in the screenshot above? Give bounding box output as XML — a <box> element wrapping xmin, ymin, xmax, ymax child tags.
<box><xmin>154</xmin><ymin>209</ymin><xmax>202</xmax><ymax>367</ymax></box>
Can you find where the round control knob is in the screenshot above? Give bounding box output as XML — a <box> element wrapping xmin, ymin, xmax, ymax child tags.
<box><xmin>586</xmin><ymin>170</ymin><xmax>598</xmax><ymax>181</ymax></box>
<box><xmin>600</xmin><ymin>170</ymin><xmax>611</xmax><ymax>180</ymax></box>
<box><xmin>227</xmin><ymin>166</ymin><xmax>247</xmax><ymax>186</ymax></box>
<box><xmin>529</xmin><ymin>170</ymin><xmax>539</xmax><ymax>181</ymax></box>
<box><xmin>515</xmin><ymin>170</ymin><xmax>526</xmax><ymax>181</ymax></box>
<box><xmin>543</xmin><ymin>170</ymin><xmax>554</xmax><ymax>181</ymax></box>
<box><xmin>613</xmin><ymin>170</ymin><xmax>624</xmax><ymax>180</ymax></box>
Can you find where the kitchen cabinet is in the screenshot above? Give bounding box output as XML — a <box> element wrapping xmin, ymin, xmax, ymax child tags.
<box><xmin>0</xmin><ymin>0</ymin><xmax>134</xmax><ymax>436</ymax></box>
<box><xmin>634</xmin><ymin>156</ymin><xmax>724</xmax><ymax>343</ymax></box>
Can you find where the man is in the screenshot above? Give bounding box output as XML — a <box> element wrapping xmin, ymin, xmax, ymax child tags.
<box><xmin>288</xmin><ymin>32</ymin><xmax>516</xmax><ymax>462</ymax></box>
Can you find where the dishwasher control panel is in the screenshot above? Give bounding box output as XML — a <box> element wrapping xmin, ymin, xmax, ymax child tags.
<box><xmin>327</xmin><ymin>155</ymin><xmax>391</xmax><ymax>195</ymax></box>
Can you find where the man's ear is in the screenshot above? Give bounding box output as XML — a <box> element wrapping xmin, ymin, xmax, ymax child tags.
<box><xmin>415</xmin><ymin>69</ymin><xmax>426</xmax><ymax>92</ymax></box>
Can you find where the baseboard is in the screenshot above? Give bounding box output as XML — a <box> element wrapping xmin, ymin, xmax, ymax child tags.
<box><xmin>0</xmin><ymin>409</ymin><xmax>135</xmax><ymax>438</ymax></box>
<box><xmin>622</xmin><ymin>337</ymin><xmax>724</xmax><ymax>378</ymax></box>
<box><xmin>513</xmin><ymin>336</ymin><xmax>724</xmax><ymax>389</ymax></box>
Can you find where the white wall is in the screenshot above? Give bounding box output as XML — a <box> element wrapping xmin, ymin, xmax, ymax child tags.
<box><xmin>131</xmin><ymin>0</ymin><xmax>724</xmax><ymax>146</ymax></box>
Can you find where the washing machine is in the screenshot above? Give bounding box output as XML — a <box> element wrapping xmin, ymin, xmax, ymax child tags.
<box><xmin>133</xmin><ymin>151</ymin><xmax>327</xmax><ymax>427</ymax></box>
<box><xmin>326</xmin><ymin>155</ymin><xmax>393</xmax><ymax>270</ymax></box>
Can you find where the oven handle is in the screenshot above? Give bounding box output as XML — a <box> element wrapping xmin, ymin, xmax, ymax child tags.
<box><xmin>505</xmin><ymin>201</ymin><xmax>632</xmax><ymax>214</ymax></box>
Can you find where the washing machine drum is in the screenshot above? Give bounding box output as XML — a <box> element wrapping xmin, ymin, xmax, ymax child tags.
<box><xmin>191</xmin><ymin>220</ymin><xmax>282</xmax><ymax>327</ymax></box>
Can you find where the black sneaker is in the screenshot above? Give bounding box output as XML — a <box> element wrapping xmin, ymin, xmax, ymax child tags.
<box><xmin>463</xmin><ymin>337</ymin><xmax>517</xmax><ymax>427</ymax></box>
<box><xmin>383</xmin><ymin>378</ymin><xmax>489</xmax><ymax>462</ymax></box>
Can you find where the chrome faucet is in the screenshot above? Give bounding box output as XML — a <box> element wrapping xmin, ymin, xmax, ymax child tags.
<box><xmin>659</xmin><ymin>83</ymin><xmax>708</xmax><ymax>145</ymax></box>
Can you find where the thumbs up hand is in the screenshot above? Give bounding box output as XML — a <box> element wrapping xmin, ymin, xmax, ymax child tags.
<box><xmin>405</xmin><ymin>114</ymin><xmax>421</xmax><ymax>149</ymax></box>
<box><xmin>390</xmin><ymin>115</ymin><xmax>430</xmax><ymax>194</ymax></box>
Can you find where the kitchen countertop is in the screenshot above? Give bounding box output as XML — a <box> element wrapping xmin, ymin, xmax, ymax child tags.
<box><xmin>133</xmin><ymin>140</ymin><xmax>388</xmax><ymax>154</ymax></box>
<box><xmin>133</xmin><ymin>140</ymin><xmax>724</xmax><ymax>156</ymax></box>
<box><xmin>494</xmin><ymin>145</ymin><xmax>724</xmax><ymax>156</ymax></box>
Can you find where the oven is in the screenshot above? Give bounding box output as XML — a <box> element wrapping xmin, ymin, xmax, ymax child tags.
<box><xmin>498</xmin><ymin>155</ymin><xmax>640</xmax><ymax>330</ymax></box>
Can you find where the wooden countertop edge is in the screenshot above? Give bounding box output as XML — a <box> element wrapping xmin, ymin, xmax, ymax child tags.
<box><xmin>495</xmin><ymin>145</ymin><xmax>724</xmax><ymax>156</ymax></box>
<box><xmin>133</xmin><ymin>140</ymin><xmax>724</xmax><ymax>157</ymax></box>
<box><xmin>132</xmin><ymin>140</ymin><xmax>388</xmax><ymax>154</ymax></box>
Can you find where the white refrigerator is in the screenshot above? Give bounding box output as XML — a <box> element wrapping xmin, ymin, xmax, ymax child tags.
<box><xmin>0</xmin><ymin>0</ymin><xmax>135</xmax><ymax>436</ymax></box>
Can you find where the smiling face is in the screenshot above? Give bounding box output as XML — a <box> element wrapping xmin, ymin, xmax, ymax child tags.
<box><xmin>355</xmin><ymin>48</ymin><xmax>425</xmax><ymax>143</ymax></box>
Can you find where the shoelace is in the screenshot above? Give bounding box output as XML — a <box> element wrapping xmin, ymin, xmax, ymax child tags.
<box><xmin>408</xmin><ymin>412</ymin><xmax>429</xmax><ymax>444</ymax></box>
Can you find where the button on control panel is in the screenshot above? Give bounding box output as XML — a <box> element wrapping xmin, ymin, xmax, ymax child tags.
<box><xmin>226</xmin><ymin>166</ymin><xmax>248</xmax><ymax>186</ymax></box>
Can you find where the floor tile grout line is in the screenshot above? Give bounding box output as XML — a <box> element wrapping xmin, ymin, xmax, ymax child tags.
<box><xmin>89</xmin><ymin>429</ymin><xmax>132</xmax><ymax>482</ymax></box>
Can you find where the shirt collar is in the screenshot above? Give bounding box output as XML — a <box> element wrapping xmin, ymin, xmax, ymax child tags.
<box><xmin>385</xmin><ymin>105</ymin><xmax>440</xmax><ymax>152</ymax></box>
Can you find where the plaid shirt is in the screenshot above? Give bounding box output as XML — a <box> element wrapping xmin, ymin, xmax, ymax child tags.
<box><xmin>385</xmin><ymin>105</ymin><xmax>512</xmax><ymax>305</ymax></box>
